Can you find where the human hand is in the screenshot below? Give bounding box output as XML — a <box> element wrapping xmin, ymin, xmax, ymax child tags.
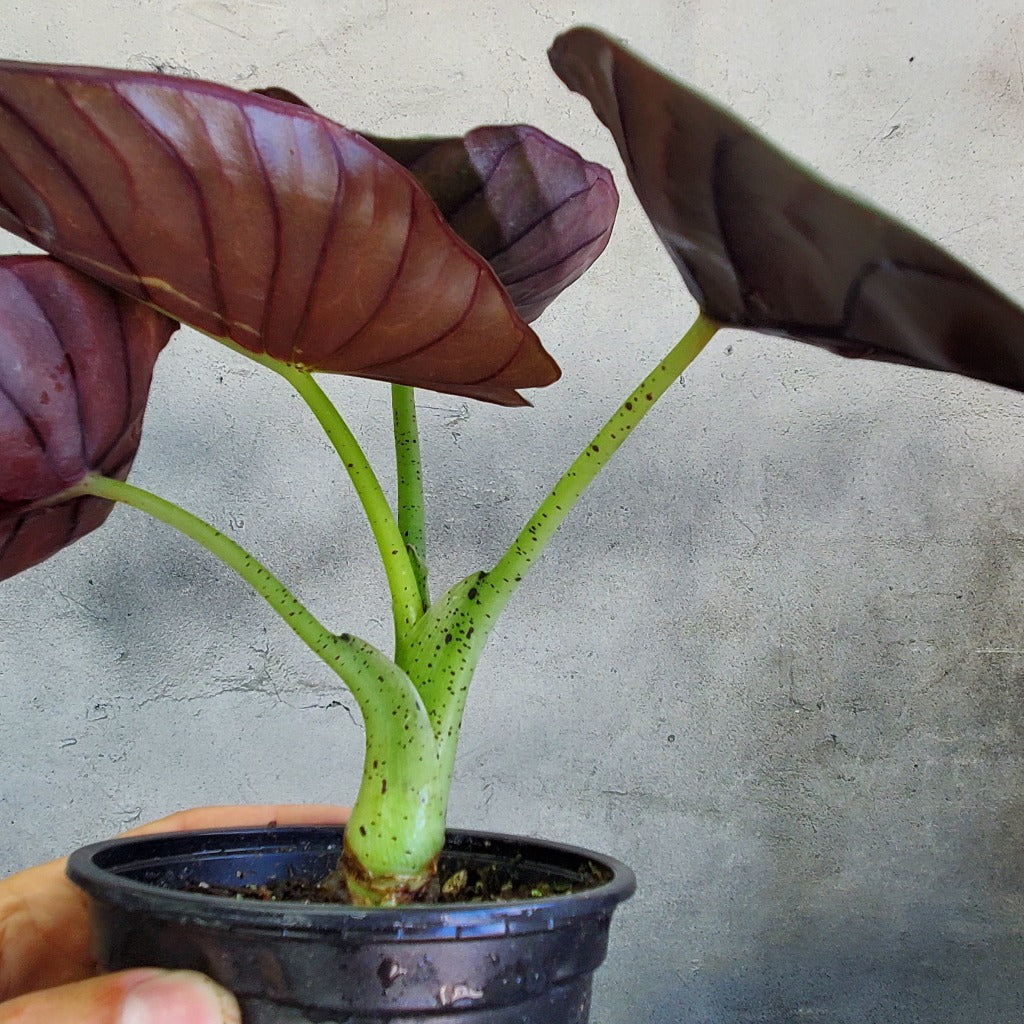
<box><xmin>0</xmin><ymin>803</ymin><xmax>348</xmax><ymax>1023</ymax></box>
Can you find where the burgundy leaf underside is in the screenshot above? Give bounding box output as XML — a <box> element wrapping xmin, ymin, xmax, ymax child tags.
<box><xmin>0</xmin><ymin>256</ymin><xmax>176</xmax><ymax>580</ymax></box>
<box><xmin>549</xmin><ymin>27</ymin><xmax>1024</xmax><ymax>394</ymax></box>
<box><xmin>0</xmin><ymin>62</ymin><xmax>560</xmax><ymax>405</ymax></box>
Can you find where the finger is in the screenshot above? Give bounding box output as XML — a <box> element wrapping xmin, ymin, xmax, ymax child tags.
<box><xmin>0</xmin><ymin>968</ymin><xmax>240</xmax><ymax>1024</ymax></box>
<box><xmin>0</xmin><ymin>805</ymin><xmax>348</xmax><ymax>1000</ymax></box>
<box><xmin>0</xmin><ymin>860</ymin><xmax>93</xmax><ymax>1001</ymax></box>
<box><xmin>122</xmin><ymin>803</ymin><xmax>349</xmax><ymax>837</ymax></box>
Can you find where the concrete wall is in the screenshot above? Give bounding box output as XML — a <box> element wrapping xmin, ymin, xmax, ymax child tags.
<box><xmin>2</xmin><ymin>2</ymin><xmax>1022</xmax><ymax>1021</ymax></box>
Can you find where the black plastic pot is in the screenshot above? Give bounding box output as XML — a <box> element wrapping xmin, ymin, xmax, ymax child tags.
<box><xmin>67</xmin><ymin>826</ymin><xmax>635</xmax><ymax>1023</ymax></box>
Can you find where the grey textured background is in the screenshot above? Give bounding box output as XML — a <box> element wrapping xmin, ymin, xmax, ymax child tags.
<box><xmin>2</xmin><ymin>2</ymin><xmax>1023</xmax><ymax>1021</ymax></box>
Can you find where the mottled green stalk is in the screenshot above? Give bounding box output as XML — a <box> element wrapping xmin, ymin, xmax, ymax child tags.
<box><xmin>74</xmin><ymin>473</ymin><xmax>444</xmax><ymax>898</ymax></box>
<box><xmin>485</xmin><ymin>312</ymin><xmax>719</xmax><ymax>603</ymax></box>
<box><xmin>409</xmin><ymin>313</ymin><xmax>721</xmax><ymax>789</ymax></box>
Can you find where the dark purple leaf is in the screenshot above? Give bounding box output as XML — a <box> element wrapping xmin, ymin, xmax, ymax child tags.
<box><xmin>253</xmin><ymin>89</ymin><xmax>618</xmax><ymax>325</ymax></box>
<box><xmin>549</xmin><ymin>28</ymin><xmax>1024</xmax><ymax>392</ymax></box>
<box><xmin>0</xmin><ymin>62</ymin><xmax>559</xmax><ymax>406</ymax></box>
<box><xmin>363</xmin><ymin>127</ymin><xmax>617</xmax><ymax>323</ymax></box>
<box><xmin>0</xmin><ymin>256</ymin><xmax>176</xmax><ymax>580</ymax></box>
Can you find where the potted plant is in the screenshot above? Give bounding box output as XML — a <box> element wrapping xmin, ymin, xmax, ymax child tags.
<box><xmin>2</xmin><ymin>26</ymin><xmax>1022</xmax><ymax>1024</ymax></box>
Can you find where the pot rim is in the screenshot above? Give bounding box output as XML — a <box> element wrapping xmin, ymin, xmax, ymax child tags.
<box><xmin>67</xmin><ymin>825</ymin><xmax>637</xmax><ymax>939</ymax></box>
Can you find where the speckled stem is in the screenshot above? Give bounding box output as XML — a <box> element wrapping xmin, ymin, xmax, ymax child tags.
<box><xmin>73</xmin><ymin>473</ymin><xmax>445</xmax><ymax>897</ymax></box>
<box><xmin>481</xmin><ymin>312</ymin><xmax>718</xmax><ymax>615</ymax></box>
<box><xmin>409</xmin><ymin>313</ymin><xmax>720</xmax><ymax>788</ymax></box>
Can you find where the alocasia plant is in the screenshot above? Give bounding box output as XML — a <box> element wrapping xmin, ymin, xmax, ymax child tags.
<box><xmin>0</xmin><ymin>57</ymin><xmax>617</xmax><ymax>904</ymax></box>
<box><xmin>2</xmin><ymin>28</ymin><xmax>1023</xmax><ymax>905</ymax></box>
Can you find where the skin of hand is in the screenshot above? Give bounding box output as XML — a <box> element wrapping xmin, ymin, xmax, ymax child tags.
<box><xmin>0</xmin><ymin>804</ymin><xmax>349</xmax><ymax>1024</ymax></box>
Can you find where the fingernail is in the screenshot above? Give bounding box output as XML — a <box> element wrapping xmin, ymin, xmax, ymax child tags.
<box><xmin>119</xmin><ymin>970</ymin><xmax>241</xmax><ymax>1024</ymax></box>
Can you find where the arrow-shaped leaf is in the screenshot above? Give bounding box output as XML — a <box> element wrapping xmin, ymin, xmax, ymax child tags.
<box><xmin>0</xmin><ymin>62</ymin><xmax>559</xmax><ymax>406</ymax></box>
<box><xmin>0</xmin><ymin>256</ymin><xmax>176</xmax><ymax>580</ymax></box>
<box><xmin>549</xmin><ymin>27</ymin><xmax>1024</xmax><ymax>392</ymax></box>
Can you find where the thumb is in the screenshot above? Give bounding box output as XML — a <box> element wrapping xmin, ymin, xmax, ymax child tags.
<box><xmin>0</xmin><ymin>968</ymin><xmax>241</xmax><ymax>1024</ymax></box>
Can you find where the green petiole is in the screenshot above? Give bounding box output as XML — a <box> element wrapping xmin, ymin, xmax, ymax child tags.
<box><xmin>408</xmin><ymin>312</ymin><xmax>721</xmax><ymax>786</ymax></box>
<box><xmin>214</xmin><ymin>338</ymin><xmax>425</xmax><ymax>653</ymax></box>
<box><xmin>392</xmin><ymin>384</ymin><xmax>430</xmax><ymax>613</ymax></box>
<box><xmin>486</xmin><ymin>312</ymin><xmax>719</xmax><ymax>605</ymax></box>
<box><xmin>71</xmin><ymin>474</ymin><xmax>422</xmax><ymax>727</ymax></box>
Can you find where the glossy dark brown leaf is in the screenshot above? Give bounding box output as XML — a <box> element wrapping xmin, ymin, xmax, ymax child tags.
<box><xmin>0</xmin><ymin>256</ymin><xmax>176</xmax><ymax>580</ymax></box>
<box><xmin>0</xmin><ymin>62</ymin><xmax>559</xmax><ymax>406</ymax></box>
<box><xmin>549</xmin><ymin>27</ymin><xmax>1024</xmax><ymax>392</ymax></box>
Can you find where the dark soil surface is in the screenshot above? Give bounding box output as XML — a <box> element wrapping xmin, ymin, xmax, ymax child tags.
<box><xmin>186</xmin><ymin>854</ymin><xmax>612</xmax><ymax>905</ymax></box>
